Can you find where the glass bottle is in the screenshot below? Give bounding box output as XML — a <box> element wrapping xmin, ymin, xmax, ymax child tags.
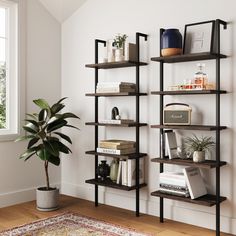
<box><xmin>194</xmin><ymin>63</ymin><xmax>208</xmax><ymax>89</ymax></box>
<box><xmin>110</xmin><ymin>159</ymin><xmax>119</xmax><ymax>182</ymax></box>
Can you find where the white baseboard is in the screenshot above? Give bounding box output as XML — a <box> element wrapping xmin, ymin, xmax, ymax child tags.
<box><xmin>61</xmin><ymin>182</ymin><xmax>236</xmax><ymax>235</ymax></box>
<box><xmin>0</xmin><ymin>183</ymin><xmax>61</xmax><ymax>208</ymax></box>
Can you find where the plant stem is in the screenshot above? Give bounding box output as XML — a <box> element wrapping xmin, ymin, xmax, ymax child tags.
<box><xmin>44</xmin><ymin>160</ymin><xmax>50</xmax><ymax>190</ymax></box>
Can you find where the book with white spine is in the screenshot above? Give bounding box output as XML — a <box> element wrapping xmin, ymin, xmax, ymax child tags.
<box><xmin>165</xmin><ymin>131</ymin><xmax>178</xmax><ymax>159</ymax></box>
<box><xmin>116</xmin><ymin>160</ymin><xmax>122</xmax><ymax>184</ymax></box>
<box><xmin>183</xmin><ymin>167</ymin><xmax>207</xmax><ymax>199</ymax></box>
<box><xmin>96</xmin><ymin>147</ymin><xmax>136</xmax><ymax>155</ymax></box>
<box><xmin>122</xmin><ymin>160</ymin><xmax>128</xmax><ymax>186</ymax></box>
<box><xmin>99</xmin><ymin>119</ymin><xmax>134</xmax><ymax>125</ymax></box>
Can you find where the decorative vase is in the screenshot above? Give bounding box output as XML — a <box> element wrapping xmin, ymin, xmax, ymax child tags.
<box><xmin>193</xmin><ymin>151</ymin><xmax>205</xmax><ymax>162</ymax></box>
<box><xmin>161</xmin><ymin>29</ymin><xmax>182</xmax><ymax>57</ymax></box>
<box><xmin>115</xmin><ymin>48</ymin><xmax>124</xmax><ymax>62</ymax></box>
<box><xmin>36</xmin><ymin>187</ymin><xmax>59</xmax><ymax>211</ymax></box>
<box><xmin>110</xmin><ymin>159</ymin><xmax>119</xmax><ymax>182</ymax></box>
<box><xmin>97</xmin><ymin>160</ymin><xmax>110</xmax><ymax>181</ymax></box>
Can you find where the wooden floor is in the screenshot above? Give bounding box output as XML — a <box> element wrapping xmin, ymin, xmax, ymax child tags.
<box><xmin>0</xmin><ymin>195</ymin><xmax>233</xmax><ymax>236</ymax></box>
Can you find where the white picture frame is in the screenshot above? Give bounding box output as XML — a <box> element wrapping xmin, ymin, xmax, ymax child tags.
<box><xmin>183</xmin><ymin>20</ymin><xmax>215</xmax><ymax>54</ymax></box>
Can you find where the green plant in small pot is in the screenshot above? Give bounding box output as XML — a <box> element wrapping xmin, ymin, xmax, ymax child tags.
<box><xmin>16</xmin><ymin>97</ymin><xmax>79</xmax><ymax>211</ymax></box>
<box><xmin>185</xmin><ymin>135</ymin><xmax>215</xmax><ymax>162</ymax></box>
<box><xmin>113</xmin><ymin>33</ymin><xmax>128</xmax><ymax>62</ymax></box>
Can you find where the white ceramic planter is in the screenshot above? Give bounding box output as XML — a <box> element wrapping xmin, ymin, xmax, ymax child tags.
<box><xmin>36</xmin><ymin>187</ymin><xmax>59</xmax><ymax>211</ymax></box>
<box><xmin>115</xmin><ymin>48</ymin><xmax>124</xmax><ymax>61</ymax></box>
<box><xmin>193</xmin><ymin>151</ymin><xmax>205</xmax><ymax>162</ymax></box>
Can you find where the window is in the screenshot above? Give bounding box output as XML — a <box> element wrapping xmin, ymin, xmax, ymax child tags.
<box><xmin>0</xmin><ymin>0</ymin><xmax>19</xmax><ymax>139</ymax></box>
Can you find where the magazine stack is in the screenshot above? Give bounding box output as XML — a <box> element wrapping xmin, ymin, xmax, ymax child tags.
<box><xmin>96</xmin><ymin>82</ymin><xmax>136</xmax><ymax>93</ymax></box>
<box><xmin>159</xmin><ymin>172</ymin><xmax>189</xmax><ymax>197</ymax></box>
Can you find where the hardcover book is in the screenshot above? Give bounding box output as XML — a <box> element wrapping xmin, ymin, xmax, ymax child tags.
<box><xmin>127</xmin><ymin>158</ymin><xmax>145</xmax><ymax>187</ymax></box>
<box><xmin>99</xmin><ymin>140</ymin><xmax>136</xmax><ymax>150</ymax></box>
<box><xmin>183</xmin><ymin>167</ymin><xmax>207</xmax><ymax>199</ymax></box>
<box><xmin>165</xmin><ymin>131</ymin><xmax>178</xmax><ymax>159</ymax></box>
<box><xmin>96</xmin><ymin>147</ymin><xmax>136</xmax><ymax>155</ymax></box>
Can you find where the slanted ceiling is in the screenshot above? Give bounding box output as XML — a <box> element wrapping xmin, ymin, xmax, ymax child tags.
<box><xmin>38</xmin><ymin>0</ymin><xmax>87</xmax><ymax>23</ymax></box>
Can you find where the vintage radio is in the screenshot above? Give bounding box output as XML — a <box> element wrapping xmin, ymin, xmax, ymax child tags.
<box><xmin>163</xmin><ymin>103</ymin><xmax>192</xmax><ymax>125</ymax></box>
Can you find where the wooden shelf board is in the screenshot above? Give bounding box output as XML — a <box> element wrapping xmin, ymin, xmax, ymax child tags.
<box><xmin>85</xmin><ymin>61</ymin><xmax>148</xmax><ymax>69</ymax></box>
<box><xmin>85</xmin><ymin>150</ymin><xmax>147</xmax><ymax>159</ymax></box>
<box><xmin>151</xmin><ymin>90</ymin><xmax>227</xmax><ymax>95</ymax></box>
<box><xmin>150</xmin><ymin>124</ymin><xmax>227</xmax><ymax>131</ymax></box>
<box><xmin>85</xmin><ymin>178</ymin><xmax>147</xmax><ymax>191</ymax></box>
<box><xmin>151</xmin><ymin>191</ymin><xmax>226</xmax><ymax>207</ymax></box>
<box><xmin>151</xmin><ymin>53</ymin><xmax>227</xmax><ymax>63</ymax></box>
<box><xmin>86</xmin><ymin>92</ymin><xmax>147</xmax><ymax>97</ymax></box>
<box><xmin>151</xmin><ymin>158</ymin><xmax>227</xmax><ymax>169</ymax></box>
<box><xmin>85</xmin><ymin>122</ymin><xmax>147</xmax><ymax>127</ymax></box>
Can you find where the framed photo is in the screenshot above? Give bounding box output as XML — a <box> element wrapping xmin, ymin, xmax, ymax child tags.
<box><xmin>183</xmin><ymin>20</ymin><xmax>215</xmax><ymax>54</ymax></box>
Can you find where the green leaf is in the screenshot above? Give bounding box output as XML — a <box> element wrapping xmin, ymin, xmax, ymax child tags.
<box><xmin>44</xmin><ymin>141</ymin><xmax>59</xmax><ymax>157</ymax></box>
<box><xmin>48</xmin><ymin>155</ymin><xmax>60</xmax><ymax>166</ymax></box>
<box><xmin>61</xmin><ymin>112</ymin><xmax>80</xmax><ymax>119</ymax></box>
<box><xmin>23</xmin><ymin>124</ymin><xmax>38</xmax><ymax>134</ymax></box>
<box><xmin>24</xmin><ymin>152</ymin><xmax>36</xmax><ymax>161</ymax></box>
<box><xmin>27</xmin><ymin>137</ymin><xmax>40</xmax><ymax>149</ymax></box>
<box><xmin>26</xmin><ymin>113</ymin><xmax>38</xmax><ymax>120</ymax></box>
<box><xmin>47</xmin><ymin>119</ymin><xmax>67</xmax><ymax>133</ymax></box>
<box><xmin>53</xmin><ymin>132</ymin><xmax>72</xmax><ymax>144</ymax></box>
<box><xmin>57</xmin><ymin>97</ymin><xmax>67</xmax><ymax>104</ymax></box>
<box><xmin>33</xmin><ymin>99</ymin><xmax>50</xmax><ymax>110</ymax></box>
<box><xmin>38</xmin><ymin>109</ymin><xmax>48</xmax><ymax>122</ymax></box>
<box><xmin>15</xmin><ymin>135</ymin><xmax>35</xmax><ymax>142</ymax></box>
<box><xmin>20</xmin><ymin>147</ymin><xmax>38</xmax><ymax>160</ymax></box>
<box><xmin>58</xmin><ymin>141</ymin><xmax>72</xmax><ymax>154</ymax></box>
<box><xmin>51</xmin><ymin>103</ymin><xmax>65</xmax><ymax>115</ymax></box>
<box><xmin>37</xmin><ymin>148</ymin><xmax>50</xmax><ymax>161</ymax></box>
<box><xmin>25</xmin><ymin>119</ymin><xmax>39</xmax><ymax>127</ymax></box>
<box><xmin>65</xmin><ymin>124</ymin><xmax>80</xmax><ymax>130</ymax></box>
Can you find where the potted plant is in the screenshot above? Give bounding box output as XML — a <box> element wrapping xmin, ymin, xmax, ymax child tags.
<box><xmin>113</xmin><ymin>33</ymin><xmax>128</xmax><ymax>62</ymax></box>
<box><xmin>16</xmin><ymin>97</ymin><xmax>79</xmax><ymax>211</ymax></box>
<box><xmin>185</xmin><ymin>135</ymin><xmax>215</xmax><ymax>162</ymax></box>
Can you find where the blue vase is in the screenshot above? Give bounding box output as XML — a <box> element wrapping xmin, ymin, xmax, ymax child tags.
<box><xmin>161</xmin><ymin>29</ymin><xmax>182</xmax><ymax>57</ymax></box>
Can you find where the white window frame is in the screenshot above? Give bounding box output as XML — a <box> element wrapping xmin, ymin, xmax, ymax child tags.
<box><xmin>0</xmin><ymin>0</ymin><xmax>25</xmax><ymax>141</ymax></box>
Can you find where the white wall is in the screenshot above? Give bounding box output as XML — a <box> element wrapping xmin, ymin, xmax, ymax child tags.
<box><xmin>0</xmin><ymin>0</ymin><xmax>61</xmax><ymax>207</ymax></box>
<box><xmin>61</xmin><ymin>0</ymin><xmax>236</xmax><ymax>234</ymax></box>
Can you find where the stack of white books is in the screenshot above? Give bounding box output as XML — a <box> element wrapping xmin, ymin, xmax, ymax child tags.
<box><xmin>99</xmin><ymin>119</ymin><xmax>134</xmax><ymax>124</ymax></box>
<box><xmin>159</xmin><ymin>172</ymin><xmax>190</xmax><ymax>197</ymax></box>
<box><xmin>96</xmin><ymin>82</ymin><xmax>136</xmax><ymax>93</ymax></box>
<box><xmin>97</xmin><ymin>139</ymin><xmax>136</xmax><ymax>155</ymax></box>
<box><xmin>116</xmin><ymin>158</ymin><xmax>145</xmax><ymax>187</ymax></box>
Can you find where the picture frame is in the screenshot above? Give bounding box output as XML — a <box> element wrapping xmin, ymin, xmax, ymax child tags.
<box><xmin>183</xmin><ymin>20</ymin><xmax>215</xmax><ymax>54</ymax></box>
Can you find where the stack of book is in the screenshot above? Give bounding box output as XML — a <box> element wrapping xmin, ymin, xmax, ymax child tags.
<box><xmin>99</xmin><ymin>119</ymin><xmax>135</xmax><ymax>125</ymax></box>
<box><xmin>97</xmin><ymin>139</ymin><xmax>136</xmax><ymax>155</ymax></box>
<box><xmin>159</xmin><ymin>172</ymin><xmax>190</xmax><ymax>197</ymax></box>
<box><xmin>116</xmin><ymin>158</ymin><xmax>145</xmax><ymax>187</ymax></box>
<box><xmin>96</xmin><ymin>82</ymin><xmax>136</xmax><ymax>93</ymax></box>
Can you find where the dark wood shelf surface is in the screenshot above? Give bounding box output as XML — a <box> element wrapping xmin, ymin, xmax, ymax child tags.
<box><xmin>151</xmin><ymin>53</ymin><xmax>227</xmax><ymax>63</ymax></box>
<box><xmin>85</xmin><ymin>178</ymin><xmax>147</xmax><ymax>191</ymax></box>
<box><xmin>86</xmin><ymin>92</ymin><xmax>147</xmax><ymax>97</ymax></box>
<box><xmin>151</xmin><ymin>90</ymin><xmax>227</xmax><ymax>95</ymax></box>
<box><xmin>151</xmin><ymin>191</ymin><xmax>227</xmax><ymax>207</ymax></box>
<box><xmin>151</xmin><ymin>158</ymin><xmax>227</xmax><ymax>169</ymax></box>
<box><xmin>85</xmin><ymin>122</ymin><xmax>147</xmax><ymax>127</ymax></box>
<box><xmin>85</xmin><ymin>150</ymin><xmax>147</xmax><ymax>159</ymax></box>
<box><xmin>151</xmin><ymin>124</ymin><xmax>227</xmax><ymax>131</ymax></box>
<box><xmin>85</xmin><ymin>61</ymin><xmax>148</xmax><ymax>69</ymax></box>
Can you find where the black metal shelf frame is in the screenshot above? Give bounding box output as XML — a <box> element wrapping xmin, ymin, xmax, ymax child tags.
<box><xmin>86</xmin><ymin>33</ymin><xmax>148</xmax><ymax>217</ymax></box>
<box><xmin>152</xmin><ymin>19</ymin><xmax>227</xmax><ymax>236</ymax></box>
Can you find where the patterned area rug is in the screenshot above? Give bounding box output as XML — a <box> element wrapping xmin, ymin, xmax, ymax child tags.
<box><xmin>0</xmin><ymin>212</ymin><xmax>151</xmax><ymax>236</ymax></box>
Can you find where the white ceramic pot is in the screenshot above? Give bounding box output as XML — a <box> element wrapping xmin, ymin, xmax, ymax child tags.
<box><xmin>115</xmin><ymin>48</ymin><xmax>124</xmax><ymax>61</ymax></box>
<box><xmin>36</xmin><ymin>187</ymin><xmax>59</xmax><ymax>211</ymax></box>
<box><xmin>193</xmin><ymin>151</ymin><xmax>205</xmax><ymax>162</ymax></box>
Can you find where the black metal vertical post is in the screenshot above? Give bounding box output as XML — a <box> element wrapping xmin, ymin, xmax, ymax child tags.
<box><xmin>135</xmin><ymin>33</ymin><xmax>147</xmax><ymax>217</ymax></box>
<box><xmin>94</xmin><ymin>39</ymin><xmax>106</xmax><ymax>207</ymax></box>
<box><xmin>159</xmin><ymin>28</ymin><xmax>165</xmax><ymax>223</ymax></box>
<box><xmin>215</xmin><ymin>19</ymin><xmax>227</xmax><ymax>236</ymax></box>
